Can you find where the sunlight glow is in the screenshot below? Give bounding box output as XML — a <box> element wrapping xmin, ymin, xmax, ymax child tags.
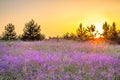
<box><xmin>95</xmin><ymin>23</ymin><xmax>103</xmax><ymax>34</ymax></box>
<box><xmin>94</xmin><ymin>22</ymin><xmax>104</xmax><ymax>38</ymax></box>
<box><xmin>94</xmin><ymin>33</ymin><xmax>103</xmax><ymax>38</ymax></box>
<box><xmin>83</xmin><ymin>15</ymin><xmax>106</xmax><ymax>38</ymax></box>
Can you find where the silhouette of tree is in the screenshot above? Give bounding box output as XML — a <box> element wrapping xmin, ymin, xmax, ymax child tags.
<box><xmin>2</xmin><ymin>23</ymin><xmax>17</xmax><ymax>40</ymax></box>
<box><xmin>102</xmin><ymin>22</ymin><xmax>120</xmax><ymax>44</ymax></box>
<box><xmin>117</xmin><ymin>30</ymin><xmax>120</xmax><ymax>44</ymax></box>
<box><xmin>87</xmin><ymin>24</ymin><xmax>96</xmax><ymax>38</ymax></box>
<box><xmin>103</xmin><ymin>22</ymin><xmax>110</xmax><ymax>38</ymax></box>
<box><xmin>21</xmin><ymin>19</ymin><xmax>45</xmax><ymax>41</ymax></box>
<box><xmin>69</xmin><ymin>33</ymin><xmax>77</xmax><ymax>40</ymax></box>
<box><xmin>77</xmin><ymin>23</ymin><xmax>88</xmax><ymax>40</ymax></box>
<box><xmin>63</xmin><ymin>32</ymin><xmax>70</xmax><ymax>40</ymax></box>
<box><xmin>109</xmin><ymin>22</ymin><xmax>118</xmax><ymax>41</ymax></box>
<box><xmin>63</xmin><ymin>32</ymin><xmax>77</xmax><ymax>40</ymax></box>
<box><xmin>118</xmin><ymin>30</ymin><xmax>120</xmax><ymax>37</ymax></box>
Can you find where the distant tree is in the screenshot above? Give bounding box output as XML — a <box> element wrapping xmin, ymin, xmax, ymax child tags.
<box><xmin>63</xmin><ymin>32</ymin><xmax>70</xmax><ymax>40</ymax></box>
<box><xmin>77</xmin><ymin>23</ymin><xmax>88</xmax><ymax>40</ymax></box>
<box><xmin>21</xmin><ymin>19</ymin><xmax>45</xmax><ymax>41</ymax></box>
<box><xmin>103</xmin><ymin>22</ymin><xmax>110</xmax><ymax>38</ymax></box>
<box><xmin>109</xmin><ymin>22</ymin><xmax>118</xmax><ymax>41</ymax></box>
<box><xmin>118</xmin><ymin>30</ymin><xmax>120</xmax><ymax>37</ymax></box>
<box><xmin>2</xmin><ymin>23</ymin><xmax>17</xmax><ymax>40</ymax></box>
<box><xmin>63</xmin><ymin>32</ymin><xmax>77</xmax><ymax>40</ymax></box>
<box><xmin>69</xmin><ymin>33</ymin><xmax>77</xmax><ymax>40</ymax></box>
<box><xmin>87</xmin><ymin>24</ymin><xmax>96</xmax><ymax>38</ymax></box>
<box><xmin>102</xmin><ymin>22</ymin><xmax>120</xmax><ymax>44</ymax></box>
<box><xmin>117</xmin><ymin>30</ymin><xmax>120</xmax><ymax>44</ymax></box>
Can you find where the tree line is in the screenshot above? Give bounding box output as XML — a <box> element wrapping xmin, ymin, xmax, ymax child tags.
<box><xmin>0</xmin><ymin>19</ymin><xmax>45</xmax><ymax>41</ymax></box>
<box><xmin>0</xmin><ymin>19</ymin><xmax>120</xmax><ymax>44</ymax></box>
<box><xmin>63</xmin><ymin>22</ymin><xmax>120</xmax><ymax>44</ymax></box>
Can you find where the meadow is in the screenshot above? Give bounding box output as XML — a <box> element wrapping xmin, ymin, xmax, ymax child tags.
<box><xmin>0</xmin><ymin>39</ymin><xmax>120</xmax><ymax>80</ymax></box>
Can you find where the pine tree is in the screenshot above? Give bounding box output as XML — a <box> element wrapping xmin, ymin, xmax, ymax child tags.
<box><xmin>2</xmin><ymin>23</ymin><xmax>17</xmax><ymax>40</ymax></box>
<box><xmin>21</xmin><ymin>19</ymin><xmax>45</xmax><ymax>41</ymax></box>
<box><xmin>110</xmin><ymin>22</ymin><xmax>118</xmax><ymax>41</ymax></box>
<box><xmin>77</xmin><ymin>23</ymin><xmax>88</xmax><ymax>40</ymax></box>
<box><xmin>103</xmin><ymin>22</ymin><xmax>110</xmax><ymax>38</ymax></box>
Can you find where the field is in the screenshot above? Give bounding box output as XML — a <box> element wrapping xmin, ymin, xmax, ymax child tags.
<box><xmin>0</xmin><ymin>39</ymin><xmax>120</xmax><ymax>80</ymax></box>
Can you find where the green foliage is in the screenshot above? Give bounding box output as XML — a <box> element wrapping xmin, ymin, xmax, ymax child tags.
<box><xmin>75</xmin><ymin>22</ymin><xmax>120</xmax><ymax>44</ymax></box>
<box><xmin>86</xmin><ymin>24</ymin><xmax>96</xmax><ymax>38</ymax></box>
<box><xmin>116</xmin><ymin>36</ymin><xmax>120</xmax><ymax>44</ymax></box>
<box><xmin>102</xmin><ymin>22</ymin><xmax>120</xmax><ymax>44</ymax></box>
<box><xmin>1</xmin><ymin>23</ymin><xmax>17</xmax><ymax>40</ymax></box>
<box><xmin>0</xmin><ymin>20</ymin><xmax>120</xmax><ymax>44</ymax></box>
<box><xmin>21</xmin><ymin>19</ymin><xmax>45</xmax><ymax>41</ymax></box>
<box><xmin>109</xmin><ymin>22</ymin><xmax>118</xmax><ymax>41</ymax></box>
<box><xmin>77</xmin><ymin>23</ymin><xmax>88</xmax><ymax>40</ymax></box>
<box><xmin>0</xmin><ymin>72</ymin><xmax>25</xmax><ymax>80</ymax></box>
<box><xmin>103</xmin><ymin>22</ymin><xmax>110</xmax><ymax>38</ymax></box>
<box><xmin>76</xmin><ymin>23</ymin><xmax>96</xmax><ymax>41</ymax></box>
<box><xmin>64</xmin><ymin>64</ymin><xmax>79</xmax><ymax>74</ymax></box>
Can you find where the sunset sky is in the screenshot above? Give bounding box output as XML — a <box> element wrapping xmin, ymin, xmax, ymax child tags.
<box><xmin>0</xmin><ymin>0</ymin><xmax>120</xmax><ymax>37</ymax></box>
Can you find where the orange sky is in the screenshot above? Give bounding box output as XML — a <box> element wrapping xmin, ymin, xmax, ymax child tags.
<box><xmin>0</xmin><ymin>0</ymin><xmax>120</xmax><ymax>37</ymax></box>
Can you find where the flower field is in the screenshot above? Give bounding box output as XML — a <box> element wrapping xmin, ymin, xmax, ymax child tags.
<box><xmin>0</xmin><ymin>39</ymin><xmax>120</xmax><ymax>80</ymax></box>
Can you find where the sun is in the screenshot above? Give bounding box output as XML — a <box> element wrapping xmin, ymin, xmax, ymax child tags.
<box><xmin>83</xmin><ymin>15</ymin><xmax>106</xmax><ymax>38</ymax></box>
<box><xmin>95</xmin><ymin>23</ymin><xmax>103</xmax><ymax>34</ymax></box>
<box><xmin>94</xmin><ymin>22</ymin><xmax>104</xmax><ymax>38</ymax></box>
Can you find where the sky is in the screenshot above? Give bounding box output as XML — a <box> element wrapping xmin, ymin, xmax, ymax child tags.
<box><xmin>0</xmin><ymin>0</ymin><xmax>120</xmax><ymax>37</ymax></box>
